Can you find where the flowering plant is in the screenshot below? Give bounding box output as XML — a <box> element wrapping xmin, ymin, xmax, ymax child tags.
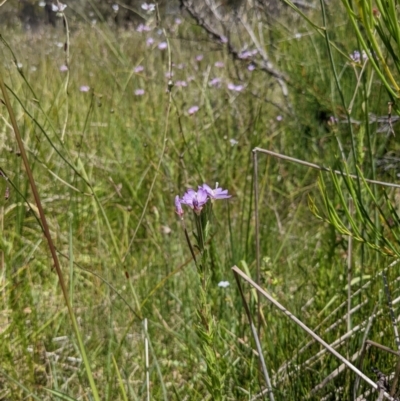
<box><xmin>174</xmin><ymin>182</ymin><xmax>231</xmax><ymax>400</ymax></box>
<box><xmin>175</xmin><ymin>183</ymin><xmax>231</xmax><ymax>217</ymax></box>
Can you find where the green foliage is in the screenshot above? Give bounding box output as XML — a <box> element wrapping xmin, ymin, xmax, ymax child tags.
<box><xmin>2</xmin><ymin>2</ymin><xmax>400</xmax><ymax>399</ymax></box>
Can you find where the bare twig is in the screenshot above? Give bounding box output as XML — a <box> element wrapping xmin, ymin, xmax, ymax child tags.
<box><xmin>179</xmin><ymin>0</ymin><xmax>288</xmax><ymax>84</ymax></box>
<box><xmin>366</xmin><ymin>340</ymin><xmax>399</xmax><ymax>357</ymax></box>
<box><xmin>253</xmin><ymin>147</ymin><xmax>400</xmax><ymax>189</ymax></box>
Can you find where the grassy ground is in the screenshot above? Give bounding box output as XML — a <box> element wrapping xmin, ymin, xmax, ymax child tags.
<box><xmin>0</xmin><ymin>6</ymin><xmax>400</xmax><ymax>400</ymax></box>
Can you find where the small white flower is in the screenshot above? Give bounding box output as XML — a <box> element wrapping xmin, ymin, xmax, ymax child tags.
<box><xmin>218</xmin><ymin>281</ymin><xmax>230</xmax><ymax>288</ymax></box>
<box><xmin>141</xmin><ymin>2</ymin><xmax>155</xmax><ymax>12</ymax></box>
<box><xmin>38</xmin><ymin>1</ymin><xmax>46</xmax><ymax>7</ymax></box>
<box><xmin>112</xmin><ymin>4</ymin><xmax>119</xmax><ymax>12</ymax></box>
<box><xmin>229</xmin><ymin>139</ymin><xmax>238</xmax><ymax>146</ymax></box>
<box><xmin>52</xmin><ymin>2</ymin><xmax>67</xmax><ymax>12</ymax></box>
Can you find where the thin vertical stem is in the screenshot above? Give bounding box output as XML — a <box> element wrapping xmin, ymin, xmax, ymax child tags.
<box><xmin>347</xmin><ymin>199</ymin><xmax>353</xmax><ymax>333</ymax></box>
<box><xmin>143</xmin><ymin>318</ymin><xmax>150</xmax><ymax>401</ymax></box>
<box><xmin>252</xmin><ymin>149</ymin><xmax>261</xmax><ymax>335</ymax></box>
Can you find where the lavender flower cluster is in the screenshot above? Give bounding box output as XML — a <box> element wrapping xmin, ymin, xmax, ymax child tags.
<box><xmin>350</xmin><ymin>50</ymin><xmax>368</xmax><ymax>63</ymax></box>
<box><xmin>175</xmin><ymin>183</ymin><xmax>231</xmax><ymax>217</ymax></box>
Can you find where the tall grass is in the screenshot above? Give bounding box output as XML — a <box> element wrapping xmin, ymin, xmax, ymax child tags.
<box><xmin>0</xmin><ymin>2</ymin><xmax>400</xmax><ymax>399</ymax></box>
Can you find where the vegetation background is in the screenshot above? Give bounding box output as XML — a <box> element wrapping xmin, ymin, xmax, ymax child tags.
<box><xmin>1</xmin><ymin>0</ymin><xmax>400</xmax><ymax>400</ymax></box>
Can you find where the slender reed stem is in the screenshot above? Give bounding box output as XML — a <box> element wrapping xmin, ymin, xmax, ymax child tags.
<box><xmin>252</xmin><ymin>149</ymin><xmax>261</xmax><ymax>336</ymax></box>
<box><xmin>347</xmin><ymin>199</ymin><xmax>353</xmax><ymax>333</ymax></box>
<box><xmin>144</xmin><ymin>318</ymin><xmax>150</xmax><ymax>401</ymax></box>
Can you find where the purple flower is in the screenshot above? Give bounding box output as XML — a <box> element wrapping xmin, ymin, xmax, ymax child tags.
<box><xmin>209</xmin><ymin>77</ymin><xmax>222</xmax><ymax>87</ymax></box>
<box><xmin>328</xmin><ymin>116</ymin><xmax>338</xmax><ymax>125</ymax></box>
<box><xmin>158</xmin><ymin>42</ymin><xmax>168</xmax><ymax>50</ymax></box>
<box><xmin>134</xmin><ymin>89</ymin><xmax>145</xmax><ymax>96</ymax></box>
<box><xmin>175</xmin><ymin>195</ymin><xmax>184</xmax><ymax>218</ymax></box>
<box><xmin>175</xmin><ymin>80</ymin><xmax>187</xmax><ymax>87</ymax></box>
<box><xmin>276</xmin><ymin>115</ymin><xmax>283</xmax><ymax>122</ymax></box>
<box><xmin>248</xmin><ymin>64</ymin><xmax>255</xmax><ymax>71</ymax></box>
<box><xmin>214</xmin><ymin>61</ymin><xmax>224</xmax><ymax>68</ymax></box>
<box><xmin>238</xmin><ymin>49</ymin><xmax>258</xmax><ymax>59</ymax></box>
<box><xmin>165</xmin><ymin>71</ymin><xmax>174</xmax><ymax>78</ymax></box>
<box><xmin>227</xmin><ymin>83</ymin><xmax>244</xmax><ymax>92</ymax></box>
<box><xmin>59</xmin><ymin>64</ymin><xmax>68</xmax><ymax>72</ymax></box>
<box><xmin>350</xmin><ymin>50</ymin><xmax>367</xmax><ymax>63</ymax></box>
<box><xmin>200</xmin><ymin>183</ymin><xmax>231</xmax><ymax>200</ymax></box>
<box><xmin>350</xmin><ymin>50</ymin><xmax>360</xmax><ymax>63</ymax></box>
<box><xmin>181</xmin><ymin>188</ymin><xmax>208</xmax><ymax>213</ymax></box>
<box><xmin>175</xmin><ymin>18</ymin><xmax>182</xmax><ymax>25</ymax></box>
<box><xmin>80</xmin><ymin>85</ymin><xmax>90</xmax><ymax>92</ymax></box>
<box><xmin>134</xmin><ymin>65</ymin><xmax>144</xmax><ymax>73</ymax></box>
<box><xmin>195</xmin><ymin>54</ymin><xmax>204</xmax><ymax>62</ymax></box>
<box><xmin>188</xmin><ymin>105</ymin><xmax>199</xmax><ymax>115</ymax></box>
<box><xmin>146</xmin><ymin>37</ymin><xmax>154</xmax><ymax>46</ymax></box>
<box><xmin>137</xmin><ymin>23</ymin><xmax>151</xmax><ymax>33</ymax></box>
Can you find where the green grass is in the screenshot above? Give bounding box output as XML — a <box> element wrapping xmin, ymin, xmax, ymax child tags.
<box><xmin>1</xmin><ymin>5</ymin><xmax>400</xmax><ymax>400</ymax></box>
